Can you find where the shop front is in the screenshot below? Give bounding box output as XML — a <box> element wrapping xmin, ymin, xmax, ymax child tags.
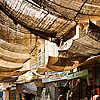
<box><xmin>67</xmin><ymin>69</ymin><xmax>92</xmax><ymax>100</ymax></box>
<box><xmin>42</xmin><ymin>71</ymin><xmax>69</xmax><ymax>100</ymax></box>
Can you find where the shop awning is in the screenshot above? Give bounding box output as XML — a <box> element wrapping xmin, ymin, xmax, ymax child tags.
<box><xmin>32</xmin><ymin>0</ymin><xmax>100</xmax><ymax>22</ymax></box>
<box><xmin>79</xmin><ymin>55</ymin><xmax>100</xmax><ymax>69</ymax></box>
<box><xmin>46</xmin><ymin>56</ymin><xmax>80</xmax><ymax>72</ymax></box>
<box><xmin>0</xmin><ymin>0</ymin><xmax>77</xmax><ymax>45</ymax></box>
<box><xmin>0</xmin><ymin>39</ymin><xmax>33</xmax><ymax>54</ymax></box>
<box><xmin>37</xmin><ymin>66</ymin><xmax>53</xmax><ymax>72</ymax></box>
<box><xmin>0</xmin><ymin>77</ymin><xmax>18</xmax><ymax>83</ymax></box>
<box><xmin>0</xmin><ymin>0</ymin><xmax>100</xmax><ymax>46</ymax></box>
<box><xmin>0</xmin><ymin>70</ymin><xmax>29</xmax><ymax>77</ymax></box>
<box><xmin>0</xmin><ymin>10</ymin><xmax>37</xmax><ymax>74</ymax></box>
<box><xmin>0</xmin><ymin>66</ymin><xmax>22</xmax><ymax>72</ymax></box>
<box><xmin>0</xmin><ymin>47</ymin><xmax>30</xmax><ymax>63</ymax></box>
<box><xmin>59</xmin><ymin>21</ymin><xmax>100</xmax><ymax>58</ymax></box>
<box><xmin>0</xmin><ymin>59</ymin><xmax>23</xmax><ymax>68</ymax></box>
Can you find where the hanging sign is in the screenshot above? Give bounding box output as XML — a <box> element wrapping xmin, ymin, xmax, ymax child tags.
<box><xmin>67</xmin><ymin>70</ymin><xmax>88</xmax><ymax>80</ymax></box>
<box><xmin>42</xmin><ymin>72</ymin><xmax>67</xmax><ymax>83</ymax></box>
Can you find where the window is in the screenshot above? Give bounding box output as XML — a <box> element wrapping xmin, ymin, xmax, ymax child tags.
<box><xmin>30</xmin><ymin>63</ymin><xmax>37</xmax><ymax>69</ymax></box>
<box><xmin>30</xmin><ymin>63</ymin><xmax>37</xmax><ymax>73</ymax></box>
<box><xmin>43</xmin><ymin>52</ymin><xmax>45</xmax><ymax>65</ymax></box>
<box><xmin>38</xmin><ymin>54</ymin><xmax>41</xmax><ymax>67</ymax></box>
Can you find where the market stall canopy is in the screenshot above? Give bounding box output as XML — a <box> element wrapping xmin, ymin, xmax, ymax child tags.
<box><xmin>0</xmin><ymin>0</ymin><xmax>77</xmax><ymax>46</ymax></box>
<box><xmin>37</xmin><ymin>66</ymin><xmax>53</xmax><ymax>72</ymax></box>
<box><xmin>79</xmin><ymin>55</ymin><xmax>100</xmax><ymax>69</ymax></box>
<box><xmin>0</xmin><ymin>77</ymin><xmax>18</xmax><ymax>83</ymax></box>
<box><xmin>45</xmin><ymin>55</ymin><xmax>100</xmax><ymax>72</ymax></box>
<box><xmin>0</xmin><ymin>10</ymin><xmax>37</xmax><ymax>73</ymax></box>
<box><xmin>46</xmin><ymin>56</ymin><xmax>80</xmax><ymax>72</ymax></box>
<box><xmin>0</xmin><ymin>70</ymin><xmax>29</xmax><ymax>77</ymax></box>
<box><xmin>32</xmin><ymin>0</ymin><xmax>100</xmax><ymax>22</ymax></box>
<box><xmin>59</xmin><ymin>21</ymin><xmax>100</xmax><ymax>58</ymax></box>
<box><xmin>0</xmin><ymin>0</ymin><xmax>100</xmax><ymax>45</ymax></box>
<box><xmin>45</xmin><ymin>21</ymin><xmax>100</xmax><ymax>72</ymax></box>
<box><xmin>0</xmin><ymin>66</ymin><xmax>22</xmax><ymax>72</ymax></box>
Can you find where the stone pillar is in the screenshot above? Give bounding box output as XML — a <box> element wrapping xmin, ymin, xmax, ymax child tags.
<box><xmin>16</xmin><ymin>84</ymin><xmax>24</xmax><ymax>100</ymax></box>
<box><xmin>3</xmin><ymin>91</ymin><xmax>9</xmax><ymax>100</ymax></box>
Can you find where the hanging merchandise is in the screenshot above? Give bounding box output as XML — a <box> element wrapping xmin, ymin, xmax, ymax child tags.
<box><xmin>52</xmin><ymin>82</ymin><xmax>55</xmax><ymax>87</ymax></box>
<box><xmin>72</xmin><ymin>80</ymin><xmax>74</xmax><ymax>88</ymax></box>
<box><xmin>95</xmin><ymin>66</ymin><xmax>99</xmax><ymax>86</ymax></box>
<box><xmin>55</xmin><ymin>83</ymin><xmax>58</xmax><ymax>87</ymax></box>
<box><xmin>59</xmin><ymin>82</ymin><xmax>61</xmax><ymax>87</ymax></box>
<box><xmin>69</xmin><ymin>92</ymin><xmax>73</xmax><ymax>100</ymax></box>
<box><xmin>87</xmin><ymin>76</ymin><xmax>90</xmax><ymax>86</ymax></box>
<box><xmin>76</xmin><ymin>79</ymin><xmax>78</xmax><ymax>86</ymax></box>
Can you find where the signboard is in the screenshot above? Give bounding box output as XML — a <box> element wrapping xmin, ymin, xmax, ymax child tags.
<box><xmin>42</xmin><ymin>72</ymin><xmax>67</xmax><ymax>83</ymax></box>
<box><xmin>67</xmin><ymin>70</ymin><xmax>88</xmax><ymax>80</ymax></box>
<box><xmin>67</xmin><ymin>74</ymin><xmax>74</xmax><ymax>80</ymax></box>
<box><xmin>42</xmin><ymin>70</ymin><xmax>88</xmax><ymax>83</ymax></box>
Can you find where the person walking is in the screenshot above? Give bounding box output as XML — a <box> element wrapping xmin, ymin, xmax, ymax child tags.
<box><xmin>21</xmin><ymin>82</ymin><xmax>37</xmax><ymax>100</ymax></box>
